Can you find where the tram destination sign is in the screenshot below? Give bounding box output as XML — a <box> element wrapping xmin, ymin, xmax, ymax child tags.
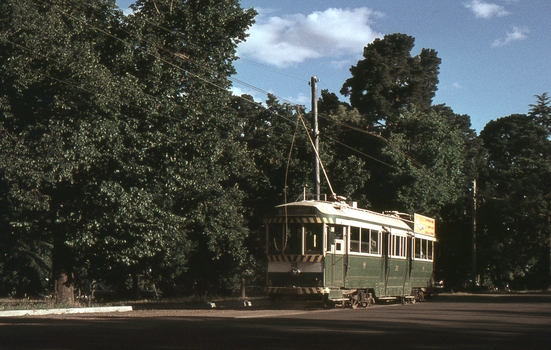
<box><xmin>277</xmin><ymin>207</ymin><xmax>316</xmax><ymax>216</ymax></box>
<box><xmin>413</xmin><ymin>214</ymin><xmax>435</xmax><ymax>237</ymax></box>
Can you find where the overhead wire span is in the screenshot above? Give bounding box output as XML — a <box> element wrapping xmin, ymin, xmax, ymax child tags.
<box><xmin>318</xmin><ymin>113</ymin><xmax>427</xmax><ymax>170</ymax></box>
<box><xmin>0</xmin><ymin>34</ymin><xmax>190</xmax><ymax>123</ymax></box>
<box><xmin>323</xmin><ymin>135</ymin><xmax>399</xmax><ymax>170</ymax></box>
<box><xmin>133</xmin><ymin>9</ymin><xmax>311</xmax><ymax>100</ymax></box>
<box><xmin>1</xmin><ymin>4</ymin><xmax>299</xmax><ymax>131</ymax></box>
<box><xmin>53</xmin><ymin>1</ymin><xmax>302</xmax><ymax>114</ymax></box>
<box><xmin>12</xmin><ymin>1</ymin><xmax>429</xmax><ymax>183</ymax></box>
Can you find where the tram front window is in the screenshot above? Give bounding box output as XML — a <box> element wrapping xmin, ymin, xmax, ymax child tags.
<box><xmin>304</xmin><ymin>224</ymin><xmax>323</xmax><ymax>254</ymax></box>
<box><xmin>267</xmin><ymin>223</ymin><xmax>302</xmax><ymax>254</ymax></box>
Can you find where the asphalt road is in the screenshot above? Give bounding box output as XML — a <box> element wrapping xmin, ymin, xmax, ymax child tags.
<box><xmin>1</xmin><ymin>294</ymin><xmax>550</xmax><ymax>349</ymax></box>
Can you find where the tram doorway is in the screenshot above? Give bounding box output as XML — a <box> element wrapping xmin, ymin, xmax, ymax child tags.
<box><xmin>327</xmin><ymin>225</ymin><xmax>346</xmax><ymax>287</ymax></box>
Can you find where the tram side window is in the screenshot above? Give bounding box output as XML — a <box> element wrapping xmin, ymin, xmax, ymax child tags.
<box><xmin>370</xmin><ymin>230</ymin><xmax>380</xmax><ymax>254</ymax></box>
<box><xmin>327</xmin><ymin>225</ymin><xmax>346</xmax><ymax>253</ymax></box>
<box><xmin>327</xmin><ymin>225</ymin><xmax>344</xmax><ymax>240</ymax></box>
<box><xmin>414</xmin><ymin>238</ymin><xmax>422</xmax><ymax>259</ymax></box>
<box><xmin>392</xmin><ymin>235</ymin><xmax>406</xmax><ymax>257</ymax></box>
<box><xmin>350</xmin><ymin>227</ymin><xmax>360</xmax><ymax>252</ymax></box>
<box><xmin>361</xmin><ymin>228</ymin><xmax>370</xmax><ymax>253</ymax></box>
<box><xmin>304</xmin><ymin>224</ymin><xmax>323</xmax><ymax>254</ymax></box>
<box><xmin>414</xmin><ymin>238</ymin><xmax>434</xmax><ymax>260</ymax></box>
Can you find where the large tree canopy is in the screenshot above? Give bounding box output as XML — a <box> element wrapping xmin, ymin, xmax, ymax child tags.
<box><xmin>0</xmin><ymin>0</ymin><xmax>256</xmax><ymax>296</ymax></box>
<box><xmin>380</xmin><ymin>106</ymin><xmax>470</xmax><ymax>217</ymax></box>
<box><xmin>1</xmin><ymin>0</ymin><xmax>549</xmax><ymax>298</ymax></box>
<box><xmin>340</xmin><ymin>33</ymin><xmax>441</xmax><ymax>129</ymax></box>
<box><xmin>478</xmin><ymin>113</ymin><xmax>551</xmax><ymax>289</ymax></box>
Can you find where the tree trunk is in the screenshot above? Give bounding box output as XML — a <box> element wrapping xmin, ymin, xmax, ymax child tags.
<box><xmin>54</xmin><ymin>271</ymin><xmax>74</xmax><ymax>305</ymax></box>
<box><xmin>240</xmin><ymin>276</ymin><xmax>246</xmax><ymax>299</ymax></box>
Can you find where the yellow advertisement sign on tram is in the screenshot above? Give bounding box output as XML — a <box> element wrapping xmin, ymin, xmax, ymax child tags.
<box><xmin>414</xmin><ymin>214</ymin><xmax>435</xmax><ymax>237</ymax></box>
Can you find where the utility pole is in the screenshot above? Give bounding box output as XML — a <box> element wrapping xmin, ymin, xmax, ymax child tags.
<box><xmin>472</xmin><ymin>179</ymin><xmax>478</xmax><ymax>287</ymax></box>
<box><xmin>311</xmin><ymin>76</ymin><xmax>320</xmax><ymax>200</ymax></box>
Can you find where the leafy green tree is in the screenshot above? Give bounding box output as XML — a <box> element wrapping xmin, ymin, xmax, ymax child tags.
<box><xmin>0</xmin><ymin>0</ymin><xmax>138</xmax><ymax>296</ymax></box>
<box><xmin>125</xmin><ymin>0</ymin><xmax>257</xmax><ymax>294</ymax></box>
<box><xmin>380</xmin><ymin>106</ymin><xmax>470</xmax><ymax>217</ymax></box>
<box><xmin>478</xmin><ymin>113</ymin><xmax>551</xmax><ymax>289</ymax></box>
<box><xmin>340</xmin><ymin>33</ymin><xmax>441</xmax><ymax>129</ymax></box>
<box><xmin>0</xmin><ymin>0</ymin><xmax>256</xmax><ymax>297</ymax></box>
<box><xmin>529</xmin><ymin>92</ymin><xmax>551</xmax><ymax>134</ymax></box>
<box><xmin>319</xmin><ymin>34</ymin><xmax>478</xmax><ymax>290</ymax></box>
<box><xmin>316</xmin><ymin>93</ymin><xmax>370</xmax><ymax>203</ymax></box>
<box><xmin>233</xmin><ymin>92</ymin><xmax>371</xmax><ymax>205</ymax></box>
<box><xmin>365</xmin><ymin>105</ymin><xmax>477</xmax><ymax>290</ymax></box>
<box><xmin>430</xmin><ymin>104</ymin><xmax>483</xmax><ymax>289</ymax></box>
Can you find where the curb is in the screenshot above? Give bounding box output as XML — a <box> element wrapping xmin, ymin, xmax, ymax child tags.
<box><xmin>0</xmin><ymin>306</ymin><xmax>133</xmax><ymax>317</ymax></box>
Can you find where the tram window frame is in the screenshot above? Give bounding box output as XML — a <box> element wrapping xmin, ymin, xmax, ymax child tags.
<box><xmin>371</xmin><ymin>231</ymin><xmax>381</xmax><ymax>255</ymax></box>
<box><xmin>360</xmin><ymin>228</ymin><xmax>370</xmax><ymax>253</ymax></box>
<box><xmin>414</xmin><ymin>237</ymin><xmax>434</xmax><ymax>261</ymax></box>
<box><xmin>287</xmin><ymin>224</ymin><xmax>303</xmax><ymax>255</ymax></box>
<box><xmin>267</xmin><ymin>223</ymin><xmax>304</xmax><ymax>255</ymax></box>
<box><xmin>427</xmin><ymin>240</ymin><xmax>433</xmax><ymax>260</ymax></box>
<box><xmin>348</xmin><ymin>227</ymin><xmax>381</xmax><ymax>255</ymax></box>
<box><xmin>414</xmin><ymin>237</ymin><xmax>422</xmax><ymax>259</ymax></box>
<box><xmin>350</xmin><ymin>226</ymin><xmax>360</xmax><ymax>253</ymax></box>
<box><xmin>267</xmin><ymin>223</ymin><xmax>284</xmax><ymax>255</ymax></box>
<box><xmin>391</xmin><ymin>235</ymin><xmax>407</xmax><ymax>258</ymax></box>
<box><xmin>304</xmin><ymin>223</ymin><xmax>323</xmax><ymax>254</ymax></box>
<box><xmin>327</xmin><ymin>225</ymin><xmax>346</xmax><ymax>254</ymax></box>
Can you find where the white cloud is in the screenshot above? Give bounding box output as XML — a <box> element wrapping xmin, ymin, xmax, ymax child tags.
<box><xmin>330</xmin><ymin>59</ymin><xmax>352</xmax><ymax>69</ymax></box>
<box><xmin>230</xmin><ymin>86</ymin><xmax>266</xmax><ymax>103</ymax></box>
<box><xmin>238</xmin><ymin>8</ymin><xmax>383</xmax><ymax>67</ymax></box>
<box><xmin>464</xmin><ymin>0</ymin><xmax>510</xmax><ymax>19</ymax></box>
<box><xmin>452</xmin><ymin>82</ymin><xmax>463</xmax><ymax>89</ymax></box>
<box><xmin>285</xmin><ymin>93</ymin><xmax>309</xmax><ymax>106</ymax></box>
<box><xmin>492</xmin><ymin>26</ymin><xmax>529</xmax><ymax>47</ymax></box>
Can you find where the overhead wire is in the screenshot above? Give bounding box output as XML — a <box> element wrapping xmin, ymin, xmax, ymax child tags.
<box><xmin>317</xmin><ymin>114</ymin><xmax>427</xmax><ymax>169</ymax></box>
<box><xmin>118</xmin><ymin>2</ymin><xmax>441</xmax><ymax>192</ymax></box>
<box><xmin>8</xmin><ymin>0</ymin><xmax>427</xmax><ymax>184</ymax></box>
<box><xmin>21</xmin><ymin>0</ymin><xmax>273</xmax><ymax>125</ymax></box>
<box><xmin>296</xmin><ymin>109</ymin><xmax>336</xmax><ymax>197</ymax></box>
<box><xmin>323</xmin><ymin>135</ymin><xmax>399</xmax><ymax>170</ymax></box>
<box><xmin>57</xmin><ymin>0</ymin><xmax>307</xmax><ymax>124</ymax></box>
<box><xmin>0</xmin><ymin>34</ymin><xmax>180</xmax><ymax>124</ymax></box>
<box><xmin>130</xmin><ymin>8</ymin><xmax>311</xmax><ymax>97</ymax></box>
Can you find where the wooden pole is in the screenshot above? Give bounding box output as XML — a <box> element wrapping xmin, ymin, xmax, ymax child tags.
<box><xmin>311</xmin><ymin>76</ymin><xmax>320</xmax><ymax>200</ymax></box>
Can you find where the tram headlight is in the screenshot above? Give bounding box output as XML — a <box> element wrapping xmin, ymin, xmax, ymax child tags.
<box><xmin>289</xmin><ymin>267</ymin><xmax>301</xmax><ymax>277</ymax></box>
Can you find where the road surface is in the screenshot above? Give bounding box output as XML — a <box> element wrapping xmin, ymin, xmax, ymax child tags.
<box><xmin>0</xmin><ymin>293</ymin><xmax>550</xmax><ymax>349</ymax></box>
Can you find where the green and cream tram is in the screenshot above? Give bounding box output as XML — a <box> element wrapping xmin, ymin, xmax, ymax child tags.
<box><xmin>265</xmin><ymin>199</ymin><xmax>436</xmax><ymax>307</ymax></box>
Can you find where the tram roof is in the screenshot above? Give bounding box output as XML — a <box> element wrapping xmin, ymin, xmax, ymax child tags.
<box><xmin>276</xmin><ymin>200</ymin><xmax>413</xmax><ymax>232</ymax></box>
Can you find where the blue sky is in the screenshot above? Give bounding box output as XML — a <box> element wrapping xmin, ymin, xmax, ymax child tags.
<box><xmin>116</xmin><ymin>0</ymin><xmax>550</xmax><ymax>133</ymax></box>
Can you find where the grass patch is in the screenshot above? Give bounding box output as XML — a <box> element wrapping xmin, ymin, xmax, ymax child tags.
<box><xmin>0</xmin><ymin>294</ymin><xmax>267</xmax><ymax>311</ymax></box>
<box><xmin>0</xmin><ymin>297</ymin><xmax>110</xmax><ymax>311</ymax></box>
<box><xmin>0</xmin><ymin>299</ymin><xmax>56</xmax><ymax>311</ymax></box>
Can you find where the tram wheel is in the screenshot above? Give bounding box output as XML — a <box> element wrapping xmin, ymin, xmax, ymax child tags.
<box><xmin>351</xmin><ymin>299</ymin><xmax>359</xmax><ymax>309</ymax></box>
